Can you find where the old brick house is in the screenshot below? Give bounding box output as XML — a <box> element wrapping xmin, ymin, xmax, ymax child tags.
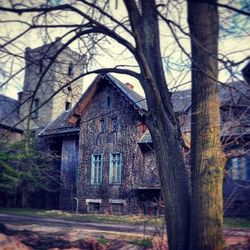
<box><xmin>40</xmin><ymin>73</ymin><xmax>250</xmax><ymax>215</ymax></box>
<box><xmin>40</xmin><ymin>73</ymin><xmax>163</xmax><ymax>213</ymax></box>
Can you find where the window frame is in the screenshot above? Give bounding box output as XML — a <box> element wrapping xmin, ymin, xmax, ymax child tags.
<box><xmin>110</xmin><ymin>117</ymin><xmax>118</xmax><ymax>132</ymax></box>
<box><xmin>98</xmin><ymin>118</ymin><xmax>105</xmax><ymax>133</ymax></box>
<box><xmin>88</xmin><ymin>202</ymin><xmax>100</xmax><ymax>212</ymax></box>
<box><xmin>91</xmin><ymin>154</ymin><xmax>103</xmax><ymax>185</ymax></box>
<box><xmin>228</xmin><ymin>156</ymin><xmax>248</xmax><ymax>181</ymax></box>
<box><xmin>106</xmin><ymin>96</ymin><xmax>111</xmax><ymax>107</ymax></box>
<box><xmin>109</xmin><ymin>152</ymin><xmax>122</xmax><ymax>184</ymax></box>
<box><xmin>68</xmin><ymin>62</ymin><xmax>74</xmax><ymax>76</ymax></box>
<box><xmin>65</xmin><ymin>101</ymin><xmax>71</xmax><ymax>111</ymax></box>
<box><xmin>31</xmin><ymin>98</ymin><xmax>39</xmax><ymax>118</ymax></box>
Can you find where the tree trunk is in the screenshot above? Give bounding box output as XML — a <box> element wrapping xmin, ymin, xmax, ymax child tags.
<box><xmin>188</xmin><ymin>1</ymin><xmax>226</xmax><ymax>249</ymax></box>
<box><xmin>146</xmin><ymin>110</ymin><xmax>191</xmax><ymax>250</ymax></box>
<box><xmin>125</xmin><ymin>1</ymin><xmax>191</xmax><ymax>249</ymax></box>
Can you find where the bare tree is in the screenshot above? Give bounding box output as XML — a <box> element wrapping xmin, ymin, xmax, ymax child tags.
<box><xmin>0</xmin><ymin>1</ymin><xmax>249</xmax><ymax>249</ymax></box>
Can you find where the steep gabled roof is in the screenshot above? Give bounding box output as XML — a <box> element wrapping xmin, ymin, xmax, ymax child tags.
<box><xmin>106</xmin><ymin>74</ymin><xmax>147</xmax><ymax>111</ymax></box>
<box><xmin>67</xmin><ymin>73</ymin><xmax>147</xmax><ymax>125</ymax></box>
<box><xmin>39</xmin><ymin>75</ymin><xmax>249</xmax><ymax>139</ymax></box>
<box><xmin>39</xmin><ymin>111</ymin><xmax>79</xmax><ymax>136</ymax></box>
<box><xmin>171</xmin><ymin>89</ymin><xmax>191</xmax><ymax>113</ymax></box>
<box><xmin>219</xmin><ymin>81</ymin><xmax>250</xmax><ymax>107</ymax></box>
<box><xmin>0</xmin><ymin>94</ymin><xmax>22</xmax><ymax>133</ymax></box>
<box><xmin>170</xmin><ymin>81</ymin><xmax>250</xmax><ymax>113</ymax></box>
<box><xmin>138</xmin><ymin>129</ymin><xmax>191</xmax><ymax>148</ymax></box>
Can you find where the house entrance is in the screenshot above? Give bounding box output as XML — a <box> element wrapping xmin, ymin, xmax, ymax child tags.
<box><xmin>135</xmin><ymin>186</ymin><xmax>163</xmax><ymax>215</ymax></box>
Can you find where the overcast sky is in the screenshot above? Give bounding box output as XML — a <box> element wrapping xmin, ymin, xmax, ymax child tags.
<box><xmin>0</xmin><ymin>0</ymin><xmax>249</xmax><ymax>99</ymax></box>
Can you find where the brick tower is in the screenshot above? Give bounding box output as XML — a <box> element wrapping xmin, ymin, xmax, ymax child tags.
<box><xmin>19</xmin><ymin>38</ymin><xmax>85</xmax><ymax>134</ymax></box>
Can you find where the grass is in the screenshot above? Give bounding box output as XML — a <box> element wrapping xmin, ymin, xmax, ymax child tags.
<box><xmin>224</xmin><ymin>217</ymin><xmax>250</xmax><ymax>228</ymax></box>
<box><xmin>1</xmin><ymin>208</ymin><xmax>250</xmax><ymax>229</ymax></box>
<box><xmin>96</xmin><ymin>236</ymin><xmax>110</xmax><ymax>245</ymax></box>
<box><xmin>131</xmin><ymin>238</ymin><xmax>153</xmax><ymax>249</ymax></box>
<box><xmin>0</xmin><ymin>207</ymin><xmax>164</xmax><ymax>227</ymax></box>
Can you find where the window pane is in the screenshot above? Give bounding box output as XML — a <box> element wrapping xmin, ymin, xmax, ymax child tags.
<box><xmin>89</xmin><ymin>203</ymin><xmax>100</xmax><ymax>212</ymax></box>
<box><xmin>229</xmin><ymin>157</ymin><xmax>248</xmax><ymax>181</ymax></box>
<box><xmin>109</xmin><ymin>153</ymin><xmax>121</xmax><ymax>184</ymax></box>
<box><xmin>100</xmin><ymin>119</ymin><xmax>105</xmax><ymax>132</ymax></box>
<box><xmin>68</xmin><ymin>63</ymin><xmax>74</xmax><ymax>76</ymax></box>
<box><xmin>91</xmin><ymin>154</ymin><xmax>102</xmax><ymax>184</ymax></box>
<box><xmin>110</xmin><ymin>203</ymin><xmax>123</xmax><ymax>213</ymax></box>
<box><xmin>31</xmin><ymin>98</ymin><xmax>39</xmax><ymax>118</ymax></box>
<box><xmin>106</xmin><ymin>96</ymin><xmax>111</xmax><ymax>107</ymax></box>
<box><xmin>65</xmin><ymin>101</ymin><xmax>71</xmax><ymax>110</ymax></box>
<box><xmin>111</xmin><ymin>118</ymin><xmax>118</xmax><ymax>132</ymax></box>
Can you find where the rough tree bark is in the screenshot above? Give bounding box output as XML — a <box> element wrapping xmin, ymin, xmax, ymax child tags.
<box><xmin>125</xmin><ymin>1</ymin><xmax>190</xmax><ymax>249</ymax></box>
<box><xmin>188</xmin><ymin>1</ymin><xmax>226</xmax><ymax>249</ymax></box>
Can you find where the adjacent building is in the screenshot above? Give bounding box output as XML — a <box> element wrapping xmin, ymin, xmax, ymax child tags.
<box><xmin>0</xmin><ymin>94</ymin><xmax>23</xmax><ymax>141</ymax></box>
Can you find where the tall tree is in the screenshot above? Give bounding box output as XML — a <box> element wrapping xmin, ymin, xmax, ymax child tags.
<box><xmin>124</xmin><ymin>2</ymin><xmax>191</xmax><ymax>249</ymax></box>
<box><xmin>0</xmin><ymin>0</ymin><xmax>248</xmax><ymax>249</ymax></box>
<box><xmin>188</xmin><ymin>1</ymin><xmax>226</xmax><ymax>249</ymax></box>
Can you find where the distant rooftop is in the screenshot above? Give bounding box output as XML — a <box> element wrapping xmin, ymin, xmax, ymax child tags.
<box><xmin>0</xmin><ymin>94</ymin><xmax>22</xmax><ymax>132</ymax></box>
<box><xmin>39</xmin><ymin>111</ymin><xmax>79</xmax><ymax>136</ymax></box>
<box><xmin>39</xmin><ymin>75</ymin><xmax>250</xmax><ymax>139</ymax></box>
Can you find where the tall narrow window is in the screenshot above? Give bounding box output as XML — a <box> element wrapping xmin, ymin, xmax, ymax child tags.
<box><xmin>110</xmin><ymin>118</ymin><xmax>118</xmax><ymax>132</ymax></box>
<box><xmin>68</xmin><ymin>63</ymin><xmax>74</xmax><ymax>76</ymax></box>
<box><xmin>31</xmin><ymin>98</ymin><xmax>39</xmax><ymax>118</ymax></box>
<box><xmin>109</xmin><ymin>153</ymin><xmax>122</xmax><ymax>184</ymax></box>
<box><xmin>98</xmin><ymin>118</ymin><xmax>105</xmax><ymax>133</ymax></box>
<box><xmin>39</xmin><ymin>61</ymin><xmax>43</xmax><ymax>73</ymax></box>
<box><xmin>228</xmin><ymin>157</ymin><xmax>248</xmax><ymax>180</ymax></box>
<box><xmin>91</xmin><ymin>154</ymin><xmax>103</xmax><ymax>184</ymax></box>
<box><xmin>106</xmin><ymin>96</ymin><xmax>111</xmax><ymax>107</ymax></box>
<box><xmin>65</xmin><ymin>101</ymin><xmax>71</xmax><ymax>111</ymax></box>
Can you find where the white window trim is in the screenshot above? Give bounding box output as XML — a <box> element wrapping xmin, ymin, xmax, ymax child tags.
<box><xmin>109</xmin><ymin>199</ymin><xmax>126</xmax><ymax>205</ymax></box>
<box><xmin>86</xmin><ymin>199</ymin><xmax>102</xmax><ymax>213</ymax></box>
<box><xmin>109</xmin><ymin>152</ymin><xmax>122</xmax><ymax>184</ymax></box>
<box><xmin>86</xmin><ymin>199</ymin><xmax>102</xmax><ymax>204</ymax></box>
<box><xmin>91</xmin><ymin>154</ymin><xmax>103</xmax><ymax>185</ymax></box>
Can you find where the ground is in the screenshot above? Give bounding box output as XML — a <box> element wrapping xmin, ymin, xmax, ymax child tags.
<box><xmin>0</xmin><ymin>210</ymin><xmax>250</xmax><ymax>249</ymax></box>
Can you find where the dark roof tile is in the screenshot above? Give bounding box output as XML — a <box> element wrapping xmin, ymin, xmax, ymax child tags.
<box><xmin>0</xmin><ymin>94</ymin><xmax>20</xmax><ymax>128</ymax></box>
<box><xmin>106</xmin><ymin>74</ymin><xmax>147</xmax><ymax>111</ymax></box>
<box><xmin>39</xmin><ymin>111</ymin><xmax>79</xmax><ymax>136</ymax></box>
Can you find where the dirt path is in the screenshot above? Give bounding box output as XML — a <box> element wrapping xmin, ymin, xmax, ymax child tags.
<box><xmin>0</xmin><ymin>213</ymin><xmax>250</xmax><ymax>249</ymax></box>
<box><xmin>0</xmin><ymin>213</ymin><xmax>157</xmax><ymax>235</ymax></box>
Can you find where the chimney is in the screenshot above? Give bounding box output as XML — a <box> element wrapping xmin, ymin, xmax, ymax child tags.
<box><xmin>125</xmin><ymin>82</ymin><xmax>134</xmax><ymax>89</ymax></box>
<box><xmin>17</xmin><ymin>91</ymin><xmax>23</xmax><ymax>102</ymax></box>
